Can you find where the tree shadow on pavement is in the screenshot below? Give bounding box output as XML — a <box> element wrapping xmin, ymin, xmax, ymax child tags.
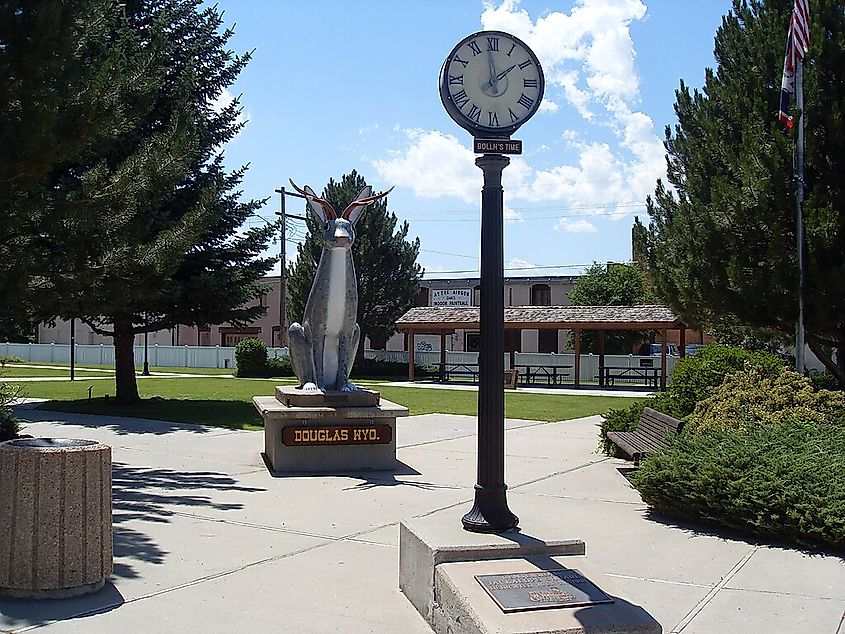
<box><xmin>0</xmin><ymin>463</ymin><xmax>266</xmax><ymax>632</ymax></box>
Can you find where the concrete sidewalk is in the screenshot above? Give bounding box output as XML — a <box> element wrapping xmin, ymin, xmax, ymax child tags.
<box><xmin>2</xmin><ymin>407</ymin><xmax>843</xmax><ymax>633</ymax></box>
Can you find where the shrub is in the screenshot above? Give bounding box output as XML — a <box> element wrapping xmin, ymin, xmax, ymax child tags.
<box><xmin>265</xmin><ymin>354</ymin><xmax>294</xmax><ymax>377</ymax></box>
<box><xmin>0</xmin><ymin>356</ymin><xmax>23</xmax><ymax>367</ymax></box>
<box><xmin>684</xmin><ymin>366</ymin><xmax>845</xmax><ymax>434</ymax></box>
<box><xmin>632</xmin><ymin>419</ymin><xmax>845</xmax><ymax>550</ymax></box>
<box><xmin>599</xmin><ymin>401</ymin><xmax>645</xmax><ymax>456</ymax></box>
<box><xmin>668</xmin><ymin>344</ymin><xmax>785</xmax><ymax>417</ymax></box>
<box><xmin>0</xmin><ymin>383</ymin><xmax>22</xmax><ymax>442</ymax></box>
<box><xmin>810</xmin><ymin>372</ymin><xmax>841</xmax><ymax>392</ymax></box>
<box><xmin>235</xmin><ymin>338</ymin><xmax>268</xmax><ymax>377</ymax></box>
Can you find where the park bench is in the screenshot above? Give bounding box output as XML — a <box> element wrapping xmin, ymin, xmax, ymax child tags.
<box><xmin>606</xmin><ymin>407</ymin><xmax>683</xmax><ymax>464</ymax></box>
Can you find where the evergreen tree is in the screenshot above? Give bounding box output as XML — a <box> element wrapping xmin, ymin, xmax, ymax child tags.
<box><xmin>642</xmin><ymin>0</ymin><xmax>845</xmax><ymax>384</ymax></box>
<box><xmin>287</xmin><ymin>170</ymin><xmax>423</xmax><ymax>355</ymax></box>
<box><xmin>3</xmin><ymin>0</ymin><xmax>278</xmax><ymax>402</ymax></box>
<box><xmin>568</xmin><ymin>262</ymin><xmax>652</xmax><ymax>353</ymax></box>
<box><xmin>0</xmin><ymin>0</ymin><xmax>136</xmax><ymax>322</ymax></box>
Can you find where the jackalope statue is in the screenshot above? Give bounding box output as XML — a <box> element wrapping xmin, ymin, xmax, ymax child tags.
<box><xmin>287</xmin><ymin>180</ymin><xmax>393</xmax><ymax>392</ymax></box>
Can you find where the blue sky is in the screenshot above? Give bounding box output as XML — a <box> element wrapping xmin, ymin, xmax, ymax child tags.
<box><xmin>216</xmin><ymin>0</ymin><xmax>733</xmax><ymax>278</ymax></box>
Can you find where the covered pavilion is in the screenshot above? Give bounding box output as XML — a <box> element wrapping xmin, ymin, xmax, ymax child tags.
<box><xmin>394</xmin><ymin>305</ymin><xmax>687</xmax><ymax>389</ymax></box>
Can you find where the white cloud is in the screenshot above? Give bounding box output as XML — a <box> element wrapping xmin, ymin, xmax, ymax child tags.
<box><xmin>538</xmin><ymin>99</ymin><xmax>560</xmax><ymax>114</ymax></box>
<box><xmin>556</xmin><ymin>218</ymin><xmax>598</xmax><ymax>232</ymax></box>
<box><xmin>210</xmin><ymin>88</ymin><xmax>248</xmax><ymax>128</ymax></box>
<box><xmin>372</xmin><ymin>130</ymin><xmax>478</xmax><ymax>203</ymax></box>
<box><xmin>503</xmin><ymin>205</ymin><xmax>524</xmax><ymax>223</ymax></box>
<box><xmin>508</xmin><ymin>257</ymin><xmax>536</xmax><ymax>270</ymax></box>
<box><xmin>374</xmin><ymin>1</ymin><xmax>665</xmax><ymax>227</ymax></box>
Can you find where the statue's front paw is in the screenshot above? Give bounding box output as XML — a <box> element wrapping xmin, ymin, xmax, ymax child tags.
<box><xmin>339</xmin><ymin>381</ymin><xmax>359</xmax><ymax>392</ymax></box>
<box><xmin>302</xmin><ymin>382</ymin><xmax>320</xmax><ymax>392</ymax></box>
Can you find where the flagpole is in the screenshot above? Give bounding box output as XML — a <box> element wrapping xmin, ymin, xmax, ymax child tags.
<box><xmin>795</xmin><ymin>57</ymin><xmax>805</xmax><ymax>373</ymax></box>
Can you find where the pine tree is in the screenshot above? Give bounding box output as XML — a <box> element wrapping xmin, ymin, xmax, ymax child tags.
<box><xmin>3</xmin><ymin>0</ymin><xmax>278</xmax><ymax>402</ymax></box>
<box><xmin>287</xmin><ymin>170</ymin><xmax>423</xmax><ymax>356</ymax></box>
<box><xmin>642</xmin><ymin>0</ymin><xmax>845</xmax><ymax>384</ymax></box>
<box><xmin>0</xmin><ymin>0</ymin><xmax>136</xmax><ymax>323</ymax></box>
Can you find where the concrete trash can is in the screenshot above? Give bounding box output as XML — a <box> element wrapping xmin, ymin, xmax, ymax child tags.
<box><xmin>0</xmin><ymin>438</ymin><xmax>113</xmax><ymax>599</ymax></box>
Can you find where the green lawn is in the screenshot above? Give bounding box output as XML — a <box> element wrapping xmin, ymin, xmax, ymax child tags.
<box><xmin>14</xmin><ymin>375</ymin><xmax>642</xmax><ymax>431</ymax></box>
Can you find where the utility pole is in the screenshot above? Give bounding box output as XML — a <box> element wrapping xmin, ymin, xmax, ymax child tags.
<box><xmin>274</xmin><ymin>187</ymin><xmax>287</xmax><ymax>348</ymax></box>
<box><xmin>274</xmin><ymin>186</ymin><xmax>309</xmax><ymax>349</ymax></box>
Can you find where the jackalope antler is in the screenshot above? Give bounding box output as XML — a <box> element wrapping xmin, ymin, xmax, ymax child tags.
<box><xmin>289</xmin><ymin>179</ymin><xmax>394</xmax><ymax>220</ymax></box>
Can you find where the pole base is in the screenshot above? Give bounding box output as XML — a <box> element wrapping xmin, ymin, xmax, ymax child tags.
<box><xmin>461</xmin><ymin>484</ymin><xmax>519</xmax><ymax>533</ymax></box>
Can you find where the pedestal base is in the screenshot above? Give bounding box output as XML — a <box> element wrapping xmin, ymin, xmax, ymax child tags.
<box><xmin>253</xmin><ymin>391</ymin><xmax>408</xmax><ymax>474</ymax></box>
<box><xmin>399</xmin><ymin>509</ymin><xmax>660</xmax><ymax>634</ymax></box>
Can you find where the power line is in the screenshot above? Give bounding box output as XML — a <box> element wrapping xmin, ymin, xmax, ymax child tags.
<box><xmin>421</xmin><ymin>262</ymin><xmax>612</xmax><ymax>276</ymax></box>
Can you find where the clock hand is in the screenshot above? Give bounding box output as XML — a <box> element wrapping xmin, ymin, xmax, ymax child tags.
<box><xmin>487</xmin><ymin>49</ymin><xmax>499</xmax><ymax>92</ymax></box>
<box><xmin>495</xmin><ymin>64</ymin><xmax>517</xmax><ymax>81</ymax></box>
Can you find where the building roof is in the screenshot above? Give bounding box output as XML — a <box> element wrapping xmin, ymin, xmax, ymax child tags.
<box><xmin>396</xmin><ymin>305</ymin><xmax>683</xmax><ymax>331</ymax></box>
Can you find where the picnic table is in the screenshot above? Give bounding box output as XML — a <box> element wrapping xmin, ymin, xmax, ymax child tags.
<box><xmin>513</xmin><ymin>364</ymin><xmax>573</xmax><ymax>386</ymax></box>
<box><xmin>599</xmin><ymin>365</ymin><xmax>660</xmax><ymax>388</ymax></box>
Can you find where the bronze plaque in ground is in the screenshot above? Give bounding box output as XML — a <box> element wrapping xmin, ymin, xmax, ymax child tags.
<box><xmin>475</xmin><ymin>568</ymin><xmax>614</xmax><ymax>613</ymax></box>
<box><xmin>282</xmin><ymin>424</ymin><xmax>392</xmax><ymax>447</ymax></box>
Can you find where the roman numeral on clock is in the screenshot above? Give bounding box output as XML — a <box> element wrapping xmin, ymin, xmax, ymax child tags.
<box><xmin>468</xmin><ymin>104</ymin><xmax>482</xmax><ymax>122</ymax></box>
<box><xmin>449</xmin><ymin>74</ymin><xmax>463</xmax><ymax>85</ymax></box>
<box><xmin>509</xmin><ymin>108</ymin><xmax>519</xmax><ymax>123</ymax></box>
<box><xmin>523</xmin><ymin>78</ymin><xmax>538</xmax><ymax>88</ymax></box>
<box><xmin>487</xmin><ymin>37</ymin><xmax>499</xmax><ymax>51</ymax></box>
<box><xmin>467</xmin><ymin>40</ymin><xmax>482</xmax><ymax>56</ymax></box>
<box><xmin>488</xmin><ymin>111</ymin><xmax>499</xmax><ymax>126</ymax></box>
<box><xmin>518</xmin><ymin>59</ymin><xmax>532</xmax><ymax>70</ymax></box>
<box><xmin>452</xmin><ymin>89</ymin><xmax>470</xmax><ymax>109</ymax></box>
<box><xmin>453</xmin><ymin>55</ymin><xmax>469</xmax><ymax>69</ymax></box>
<box><xmin>517</xmin><ymin>93</ymin><xmax>534</xmax><ymax>109</ymax></box>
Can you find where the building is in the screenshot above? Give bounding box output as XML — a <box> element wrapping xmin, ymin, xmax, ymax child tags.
<box><xmin>385</xmin><ymin>275</ymin><xmax>579</xmax><ymax>354</ymax></box>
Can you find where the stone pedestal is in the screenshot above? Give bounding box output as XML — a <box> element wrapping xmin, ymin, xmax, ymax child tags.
<box><xmin>0</xmin><ymin>438</ymin><xmax>112</xmax><ymax>599</ymax></box>
<box><xmin>400</xmin><ymin>509</ymin><xmax>660</xmax><ymax>634</ymax></box>
<box><xmin>253</xmin><ymin>387</ymin><xmax>408</xmax><ymax>473</ymax></box>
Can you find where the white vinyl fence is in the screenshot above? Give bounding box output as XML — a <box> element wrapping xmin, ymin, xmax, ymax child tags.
<box><xmin>366</xmin><ymin>349</ymin><xmax>679</xmax><ymax>384</ymax></box>
<box><xmin>0</xmin><ymin>342</ymin><xmax>290</xmax><ymax>370</ymax></box>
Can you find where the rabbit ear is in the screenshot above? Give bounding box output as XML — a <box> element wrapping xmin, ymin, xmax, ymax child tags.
<box><xmin>343</xmin><ymin>186</ymin><xmax>373</xmax><ymax>225</ymax></box>
<box><xmin>303</xmin><ymin>185</ymin><xmax>336</xmax><ymax>222</ymax></box>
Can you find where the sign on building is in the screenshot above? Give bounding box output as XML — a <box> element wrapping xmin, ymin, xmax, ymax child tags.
<box><xmin>431</xmin><ymin>288</ymin><xmax>472</xmax><ymax>307</ymax></box>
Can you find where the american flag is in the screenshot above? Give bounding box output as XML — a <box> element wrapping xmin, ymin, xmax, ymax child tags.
<box><xmin>779</xmin><ymin>0</ymin><xmax>811</xmax><ymax>129</ymax></box>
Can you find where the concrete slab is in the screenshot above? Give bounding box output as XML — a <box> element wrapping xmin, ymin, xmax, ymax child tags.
<box><xmin>604</xmin><ymin>574</ymin><xmax>711</xmax><ymax>632</ymax></box>
<box><xmin>513</xmin><ymin>459</ymin><xmax>644</xmax><ymax>505</ymax></box>
<box><xmin>489</xmin><ymin>493</ymin><xmax>757</xmax><ymax>588</ymax></box>
<box><xmin>35</xmin><ymin>538</ymin><xmax>432</xmax><ymax>634</ymax></box>
<box><xmin>680</xmin><ymin>587</ymin><xmax>845</xmax><ymax>634</ymax></box>
<box><xmin>724</xmin><ymin>546</ymin><xmax>845</xmax><ymax>600</ymax></box>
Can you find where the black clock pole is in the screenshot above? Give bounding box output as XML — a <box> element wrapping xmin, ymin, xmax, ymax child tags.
<box><xmin>462</xmin><ymin>152</ymin><xmax>519</xmax><ymax>533</ymax></box>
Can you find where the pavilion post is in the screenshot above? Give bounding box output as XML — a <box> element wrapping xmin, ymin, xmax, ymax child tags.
<box><xmin>408</xmin><ymin>332</ymin><xmax>415</xmax><ymax>382</ymax></box>
<box><xmin>660</xmin><ymin>328</ymin><xmax>667</xmax><ymax>390</ymax></box>
<box><xmin>574</xmin><ymin>328</ymin><xmax>581</xmax><ymax>387</ymax></box>
<box><xmin>598</xmin><ymin>330</ymin><xmax>606</xmax><ymax>387</ymax></box>
<box><xmin>439</xmin><ymin>333</ymin><xmax>447</xmax><ymax>382</ymax></box>
<box><xmin>679</xmin><ymin>327</ymin><xmax>686</xmax><ymax>358</ymax></box>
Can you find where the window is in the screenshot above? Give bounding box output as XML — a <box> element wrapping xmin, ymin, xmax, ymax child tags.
<box><xmin>538</xmin><ymin>329</ymin><xmax>557</xmax><ymax>353</ymax></box>
<box><xmin>465</xmin><ymin>332</ymin><xmax>481</xmax><ymax>352</ymax></box>
<box><xmin>530</xmin><ymin>284</ymin><xmax>551</xmax><ymax>306</ymax></box>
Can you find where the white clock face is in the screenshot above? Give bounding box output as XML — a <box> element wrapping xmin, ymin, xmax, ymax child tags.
<box><xmin>440</xmin><ymin>31</ymin><xmax>544</xmax><ymax>136</ymax></box>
